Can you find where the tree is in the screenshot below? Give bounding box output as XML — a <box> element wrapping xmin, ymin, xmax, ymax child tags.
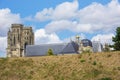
<box><xmin>47</xmin><ymin>49</ymin><xmax>54</xmax><ymax>56</ymax></box>
<box><xmin>112</xmin><ymin>27</ymin><xmax>120</xmax><ymax>50</ymax></box>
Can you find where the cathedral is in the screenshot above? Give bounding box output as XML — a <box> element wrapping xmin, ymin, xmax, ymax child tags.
<box><xmin>6</xmin><ymin>24</ymin><xmax>34</xmax><ymax>57</ymax></box>
<box><xmin>6</xmin><ymin>24</ymin><xmax>102</xmax><ymax>57</ymax></box>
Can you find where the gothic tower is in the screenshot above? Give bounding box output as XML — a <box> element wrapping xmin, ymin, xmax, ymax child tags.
<box><xmin>75</xmin><ymin>35</ymin><xmax>83</xmax><ymax>53</ymax></box>
<box><xmin>6</xmin><ymin>24</ymin><xmax>34</xmax><ymax>57</ymax></box>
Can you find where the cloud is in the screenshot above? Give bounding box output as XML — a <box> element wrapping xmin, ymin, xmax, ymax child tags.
<box><xmin>0</xmin><ymin>8</ymin><xmax>21</xmax><ymax>36</ymax></box>
<box><xmin>91</xmin><ymin>33</ymin><xmax>115</xmax><ymax>44</ymax></box>
<box><xmin>0</xmin><ymin>37</ymin><xmax>7</xmax><ymax>57</ymax></box>
<box><xmin>35</xmin><ymin>29</ymin><xmax>62</xmax><ymax>44</ymax></box>
<box><xmin>0</xmin><ymin>8</ymin><xmax>21</xmax><ymax>57</ymax></box>
<box><xmin>34</xmin><ymin>0</ymin><xmax>120</xmax><ymax>34</ymax></box>
<box><xmin>35</xmin><ymin>8</ymin><xmax>54</xmax><ymax>21</ymax></box>
<box><xmin>52</xmin><ymin>0</ymin><xmax>78</xmax><ymax>20</ymax></box>
<box><xmin>35</xmin><ymin>0</ymin><xmax>78</xmax><ymax>21</ymax></box>
<box><xmin>45</xmin><ymin>20</ymin><xmax>94</xmax><ymax>33</ymax></box>
<box><xmin>45</xmin><ymin>20</ymin><xmax>76</xmax><ymax>33</ymax></box>
<box><xmin>63</xmin><ymin>33</ymin><xmax>86</xmax><ymax>42</ymax></box>
<box><xmin>78</xmin><ymin>0</ymin><xmax>120</xmax><ymax>32</ymax></box>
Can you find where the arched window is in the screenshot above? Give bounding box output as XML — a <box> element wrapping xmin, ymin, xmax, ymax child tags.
<box><xmin>18</xmin><ymin>34</ymin><xmax>19</xmax><ymax>41</ymax></box>
<box><xmin>14</xmin><ymin>36</ymin><xmax>15</xmax><ymax>45</ymax></box>
<box><xmin>24</xmin><ymin>42</ymin><xmax>28</xmax><ymax>49</ymax></box>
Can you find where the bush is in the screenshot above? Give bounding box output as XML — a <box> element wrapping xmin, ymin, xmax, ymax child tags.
<box><xmin>47</xmin><ymin>48</ymin><xmax>54</xmax><ymax>56</ymax></box>
<box><xmin>118</xmin><ymin>67</ymin><xmax>120</xmax><ymax>71</ymax></box>
<box><xmin>80</xmin><ymin>59</ymin><xmax>86</xmax><ymax>63</ymax></box>
<box><xmin>92</xmin><ymin>61</ymin><xmax>97</xmax><ymax>65</ymax></box>
<box><xmin>92</xmin><ymin>69</ymin><xmax>101</xmax><ymax>77</ymax></box>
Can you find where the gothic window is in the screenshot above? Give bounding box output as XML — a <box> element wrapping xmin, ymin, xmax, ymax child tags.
<box><xmin>27</xmin><ymin>32</ymin><xmax>28</xmax><ymax>35</ymax></box>
<box><xmin>14</xmin><ymin>36</ymin><xmax>15</xmax><ymax>45</ymax></box>
<box><xmin>17</xmin><ymin>29</ymin><xmax>19</xmax><ymax>33</ymax></box>
<box><xmin>10</xmin><ymin>38</ymin><xmax>12</xmax><ymax>46</ymax></box>
<box><xmin>18</xmin><ymin>34</ymin><xmax>19</xmax><ymax>41</ymax></box>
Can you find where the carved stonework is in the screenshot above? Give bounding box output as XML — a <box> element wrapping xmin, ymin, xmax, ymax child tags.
<box><xmin>6</xmin><ymin>24</ymin><xmax>34</xmax><ymax>57</ymax></box>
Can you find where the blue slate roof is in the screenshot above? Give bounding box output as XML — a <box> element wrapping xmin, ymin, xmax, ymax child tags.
<box><xmin>81</xmin><ymin>39</ymin><xmax>92</xmax><ymax>47</ymax></box>
<box><xmin>25</xmin><ymin>41</ymin><xmax>79</xmax><ymax>57</ymax></box>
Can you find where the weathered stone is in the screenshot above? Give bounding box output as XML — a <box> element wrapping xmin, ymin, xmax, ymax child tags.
<box><xmin>6</xmin><ymin>24</ymin><xmax>34</xmax><ymax>57</ymax></box>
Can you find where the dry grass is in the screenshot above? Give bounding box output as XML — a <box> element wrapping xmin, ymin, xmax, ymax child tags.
<box><xmin>0</xmin><ymin>51</ymin><xmax>120</xmax><ymax>80</ymax></box>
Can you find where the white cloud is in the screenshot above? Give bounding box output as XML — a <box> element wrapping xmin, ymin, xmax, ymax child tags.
<box><xmin>63</xmin><ymin>33</ymin><xmax>86</xmax><ymax>42</ymax></box>
<box><xmin>45</xmin><ymin>20</ymin><xmax>76</xmax><ymax>33</ymax></box>
<box><xmin>91</xmin><ymin>33</ymin><xmax>115</xmax><ymax>44</ymax></box>
<box><xmin>35</xmin><ymin>29</ymin><xmax>62</xmax><ymax>44</ymax></box>
<box><xmin>34</xmin><ymin>0</ymin><xmax>120</xmax><ymax>34</ymax></box>
<box><xmin>0</xmin><ymin>8</ymin><xmax>21</xmax><ymax>36</ymax></box>
<box><xmin>52</xmin><ymin>0</ymin><xmax>78</xmax><ymax>20</ymax></box>
<box><xmin>78</xmin><ymin>0</ymin><xmax>120</xmax><ymax>32</ymax></box>
<box><xmin>35</xmin><ymin>0</ymin><xmax>78</xmax><ymax>21</ymax></box>
<box><xmin>45</xmin><ymin>20</ymin><xmax>94</xmax><ymax>33</ymax></box>
<box><xmin>0</xmin><ymin>37</ymin><xmax>7</xmax><ymax>57</ymax></box>
<box><xmin>35</xmin><ymin>8</ymin><xmax>54</xmax><ymax>21</ymax></box>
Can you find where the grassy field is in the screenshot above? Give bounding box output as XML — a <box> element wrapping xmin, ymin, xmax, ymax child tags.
<box><xmin>0</xmin><ymin>52</ymin><xmax>120</xmax><ymax>80</ymax></box>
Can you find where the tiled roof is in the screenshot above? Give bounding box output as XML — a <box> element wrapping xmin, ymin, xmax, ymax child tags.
<box><xmin>25</xmin><ymin>41</ymin><xmax>79</xmax><ymax>57</ymax></box>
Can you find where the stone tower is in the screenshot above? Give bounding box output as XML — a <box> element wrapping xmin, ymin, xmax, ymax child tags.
<box><xmin>75</xmin><ymin>35</ymin><xmax>83</xmax><ymax>53</ymax></box>
<box><xmin>6</xmin><ymin>24</ymin><xmax>34</xmax><ymax>57</ymax></box>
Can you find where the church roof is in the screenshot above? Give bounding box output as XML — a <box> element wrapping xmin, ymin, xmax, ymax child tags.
<box><xmin>81</xmin><ymin>39</ymin><xmax>92</xmax><ymax>47</ymax></box>
<box><xmin>25</xmin><ymin>41</ymin><xmax>79</xmax><ymax>57</ymax></box>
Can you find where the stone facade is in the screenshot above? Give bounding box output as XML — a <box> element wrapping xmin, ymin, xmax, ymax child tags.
<box><xmin>6</xmin><ymin>24</ymin><xmax>34</xmax><ymax>57</ymax></box>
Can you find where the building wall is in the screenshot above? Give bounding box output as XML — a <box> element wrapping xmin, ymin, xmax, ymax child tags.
<box><xmin>92</xmin><ymin>41</ymin><xmax>103</xmax><ymax>53</ymax></box>
<box><xmin>6</xmin><ymin>24</ymin><xmax>34</xmax><ymax>57</ymax></box>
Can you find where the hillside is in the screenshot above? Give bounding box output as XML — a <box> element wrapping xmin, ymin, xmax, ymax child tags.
<box><xmin>0</xmin><ymin>52</ymin><xmax>120</xmax><ymax>80</ymax></box>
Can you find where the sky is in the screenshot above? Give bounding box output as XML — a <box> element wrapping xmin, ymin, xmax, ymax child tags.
<box><xmin>0</xmin><ymin>0</ymin><xmax>120</xmax><ymax>57</ymax></box>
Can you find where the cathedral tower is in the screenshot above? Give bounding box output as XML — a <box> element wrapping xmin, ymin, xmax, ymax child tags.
<box><xmin>6</xmin><ymin>24</ymin><xmax>34</xmax><ymax>57</ymax></box>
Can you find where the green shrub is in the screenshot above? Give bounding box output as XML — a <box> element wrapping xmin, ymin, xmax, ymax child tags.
<box><xmin>92</xmin><ymin>69</ymin><xmax>101</xmax><ymax>77</ymax></box>
<box><xmin>92</xmin><ymin>61</ymin><xmax>97</xmax><ymax>65</ymax></box>
<box><xmin>80</xmin><ymin>59</ymin><xmax>86</xmax><ymax>63</ymax></box>
<box><xmin>118</xmin><ymin>67</ymin><xmax>120</xmax><ymax>70</ymax></box>
<box><xmin>47</xmin><ymin>48</ymin><xmax>54</xmax><ymax>56</ymax></box>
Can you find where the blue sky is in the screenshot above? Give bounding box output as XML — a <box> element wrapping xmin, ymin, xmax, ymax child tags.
<box><xmin>0</xmin><ymin>0</ymin><xmax>120</xmax><ymax>57</ymax></box>
<box><xmin>0</xmin><ymin>0</ymin><xmax>111</xmax><ymax>17</ymax></box>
